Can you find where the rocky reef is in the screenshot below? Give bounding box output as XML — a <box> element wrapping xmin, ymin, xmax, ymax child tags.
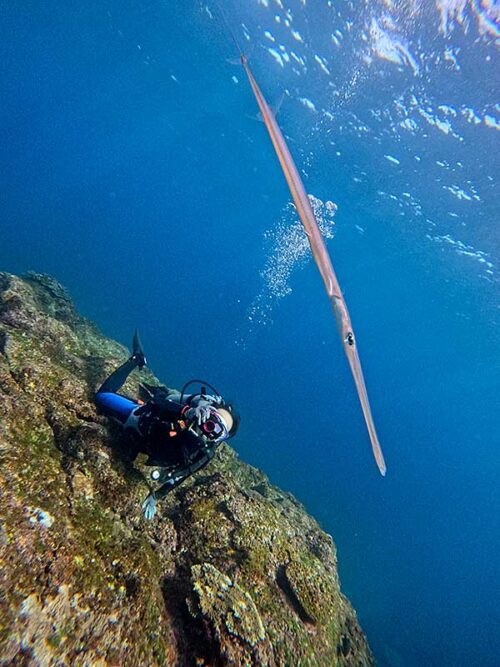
<box><xmin>0</xmin><ymin>272</ymin><xmax>374</xmax><ymax>666</ymax></box>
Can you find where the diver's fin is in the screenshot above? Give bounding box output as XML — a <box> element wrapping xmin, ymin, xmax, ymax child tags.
<box><xmin>132</xmin><ymin>330</ymin><xmax>147</xmax><ymax>368</ymax></box>
<box><xmin>140</xmin><ymin>382</ymin><xmax>162</xmax><ymax>397</ymax></box>
<box><xmin>139</xmin><ymin>382</ymin><xmax>170</xmax><ymax>404</ymax></box>
<box><xmin>133</xmin><ymin>330</ymin><xmax>144</xmax><ymax>356</ymax></box>
<box><xmin>139</xmin><ymin>383</ymin><xmax>154</xmax><ymax>402</ymax></box>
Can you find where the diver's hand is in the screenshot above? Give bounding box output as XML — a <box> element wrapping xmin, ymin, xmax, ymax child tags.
<box><xmin>185</xmin><ymin>401</ymin><xmax>213</xmax><ymax>425</ymax></box>
<box><xmin>210</xmin><ymin>394</ymin><xmax>224</xmax><ymax>406</ymax></box>
<box><xmin>141</xmin><ymin>493</ymin><xmax>157</xmax><ymax>520</ymax></box>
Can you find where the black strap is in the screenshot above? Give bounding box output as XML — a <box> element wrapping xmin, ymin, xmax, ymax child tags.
<box><xmin>153</xmin><ymin>446</ymin><xmax>216</xmax><ymax>500</ymax></box>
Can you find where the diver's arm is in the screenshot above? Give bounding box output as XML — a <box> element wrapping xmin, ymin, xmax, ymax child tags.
<box><xmin>189</xmin><ymin>393</ymin><xmax>224</xmax><ymax>407</ymax></box>
<box><xmin>162</xmin><ymin>391</ymin><xmax>222</xmax><ymax>408</ymax></box>
<box><xmin>155</xmin><ymin>447</ymin><xmax>216</xmax><ymax>499</ymax></box>
<box><xmin>141</xmin><ymin>446</ymin><xmax>216</xmax><ymax>519</ymax></box>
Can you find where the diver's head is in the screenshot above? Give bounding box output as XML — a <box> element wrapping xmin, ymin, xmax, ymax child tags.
<box><xmin>218</xmin><ymin>402</ymin><xmax>240</xmax><ymax>439</ymax></box>
<box><xmin>216</xmin><ymin>407</ymin><xmax>233</xmax><ymax>433</ymax></box>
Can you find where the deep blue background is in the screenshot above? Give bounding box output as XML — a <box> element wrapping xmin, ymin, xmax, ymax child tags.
<box><xmin>1</xmin><ymin>2</ymin><xmax>499</xmax><ymax>665</ymax></box>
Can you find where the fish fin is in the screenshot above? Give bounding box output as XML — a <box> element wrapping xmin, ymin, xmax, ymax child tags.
<box><xmin>272</xmin><ymin>92</ymin><xmax>286</xmax><ymax>118</ymax></box>
<box><xmin>227</xmin><ymin>44</ymin><xmax>254</xmax><ymax>67</ymax></box>
<box><xmin>245</xmin><ymin>112</ymin><xmax>263</xmax><ymax>123</ymax></box>
<box><xmin>246</xmin><ymin>93</ymin><xmax>286</xmax><ymax>123</ymax></box>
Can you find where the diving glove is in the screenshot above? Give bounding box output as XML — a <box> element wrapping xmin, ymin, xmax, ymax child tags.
<box><xmin>210</xmin><ymin>394</ymin><xmax>224</xmax><ymax>406</ymax></box>
<box><xmin>141</xmin><ymin>493</ymin><xmax>157</xmax><ymax>520</ymax></box>
<box><xmin>185</xmin><ymin>400</ymin><xmax>213</xmax><ymax>425</ymax></box>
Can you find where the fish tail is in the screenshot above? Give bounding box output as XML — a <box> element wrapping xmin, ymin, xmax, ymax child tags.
<box><xmin>214</xmin><ymin>1</ymin><xmax>247</xmax><ymax>61</ymax></box>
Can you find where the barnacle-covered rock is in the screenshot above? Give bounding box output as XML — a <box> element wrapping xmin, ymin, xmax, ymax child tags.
<box><xmin>190</xmin><ymin>562</ymin><xmax>270</xmax><ymax>665</ymax></box>
<box><xmin>0</xmin><ymin>271</ymin><xmax>374</xmax><ymax>666</ymax></box>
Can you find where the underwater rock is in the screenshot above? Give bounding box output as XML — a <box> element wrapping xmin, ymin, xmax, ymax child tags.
<box><xmin>190</xmin><ymin>562</ymin><xmax>271</xmax><ymax>665</ymax></box>
<box><xmin>0</xmin><ymin>271</ymin><xmax>374</xmax><ymax>666</ymax></box>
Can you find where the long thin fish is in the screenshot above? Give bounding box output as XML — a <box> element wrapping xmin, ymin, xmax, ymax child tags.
<box><xmin>241</xmin><ymin>56</ymin><xmax>386</xmax><ymax>476</ymax></box>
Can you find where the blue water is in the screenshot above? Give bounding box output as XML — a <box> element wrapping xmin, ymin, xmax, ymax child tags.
<box><xmin>1</xmin><ymin>2</ymin><xmax>499</xmax><ymax>665</ymax></box>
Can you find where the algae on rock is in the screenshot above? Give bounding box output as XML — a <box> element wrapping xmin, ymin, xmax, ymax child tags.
<box><xmin>0</xmin><ymin>272</ymin><xmax>374</xmax><ymax>666</ymax></box>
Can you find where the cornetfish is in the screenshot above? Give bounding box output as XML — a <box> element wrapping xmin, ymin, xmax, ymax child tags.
<box><xmin>241</xmin><ymin>55</ymin><xmax>386</xmax><ymax>476</ymax></box>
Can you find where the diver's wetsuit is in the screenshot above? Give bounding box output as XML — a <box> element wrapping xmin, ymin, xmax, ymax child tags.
<box><xmin>95</xmin><ymin>353</ymin><xmax>221</xmax><ymax>501</ymax></box>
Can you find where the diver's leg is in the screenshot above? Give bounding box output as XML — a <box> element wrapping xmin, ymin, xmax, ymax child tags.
<box><xmin>95</xmin><ymin>391</ymin><xmax>138</xmax><ymax>423</ymax></box>
<box><xmin>97</xmin><ymin>357</ymin><xmax>138</xmax><ymax>394</ymax></box>
<box><xmin>96</xmin><ymin>330</ymin><xmax>146</xmax><ymax>394</ymax></box>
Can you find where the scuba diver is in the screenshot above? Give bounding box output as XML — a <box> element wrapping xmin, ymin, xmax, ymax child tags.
<box><xmin>95</xmin><ymin>332</ymin><xmax>239</xmax><ymax>519</ymax></box>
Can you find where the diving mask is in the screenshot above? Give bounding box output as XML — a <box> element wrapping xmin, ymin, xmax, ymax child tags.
<box><xmin>200</xmin><ymin>408</ymin><xmax>229</xmax><ymax>442</ymax></box>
